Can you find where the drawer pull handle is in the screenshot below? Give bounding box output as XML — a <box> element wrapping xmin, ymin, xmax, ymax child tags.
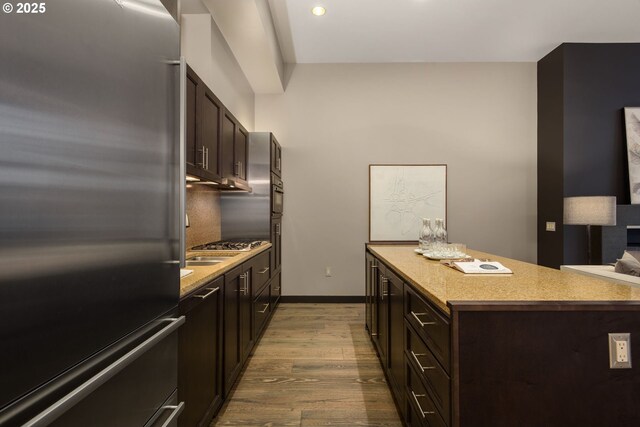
<box><xmin>411</xmin><ymin>311</ymin><xmax>436</xmax><ymax>327</ymax></box>
<box><xmin>158</xmin><ymin>401</ymin><xmax>185</xmax><ymax>427</ymax></box>
<box><xmin>258</xmin><ymin>303</ymin><xmax>269</xmax><ymax>314</ymax></box>
<box><xmin>410</xmin><ymin>350</ymin><xmax>435</xmax><ymax>373</ymax></box>
<box><xmin>194</xmin><ymin>287</ymin><xmax>219</xmax><ymax>300</ymax></box>
<box><xmin>411</xmin><ymin>391</ymin><xmax>435</xmax><ymax>418</ymax></box>
<box><xmin>258</xmin><ymin>267</ymin><xmax>270</xmax><ymax>274</ymax></box>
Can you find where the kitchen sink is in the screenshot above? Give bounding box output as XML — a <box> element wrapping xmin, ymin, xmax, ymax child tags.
<box><xmin>189</xmin><ymin>256</ymin><xmax>236</xmax><ymax>262</ymax></box>
<box><xmin>185</xmin><ymin>255</ymin><xmax>238</xmax><ymax>266</ymax></box>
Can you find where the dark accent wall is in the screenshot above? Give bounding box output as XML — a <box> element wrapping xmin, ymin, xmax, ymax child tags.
<box><xmin>537</xmin><ymin>47</ymin><xmax>564</xmax><ymax>268</ymax></box>
<box><xmin>538</xmin><ymin>43</ymin><xmax>640</xmax><ymax>268</ymax></box>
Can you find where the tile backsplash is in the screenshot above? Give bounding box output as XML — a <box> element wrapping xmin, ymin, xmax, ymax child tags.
<box><xmin>186</xmin><ymin>185</ymin><xmax>221</xmax><ymax>249</ymax></box>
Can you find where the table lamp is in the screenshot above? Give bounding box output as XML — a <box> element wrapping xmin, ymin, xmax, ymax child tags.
<box><xmin>563</xmin><ymin>196</ymin><xmax>617</xmax><ymax>264</ymax></box>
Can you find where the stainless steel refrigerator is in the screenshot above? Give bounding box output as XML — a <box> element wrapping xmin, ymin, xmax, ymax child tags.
<box><xmin>0</xmin><ymin>1</ymin><xmax>185</xmax><ymax>425</ymax></box>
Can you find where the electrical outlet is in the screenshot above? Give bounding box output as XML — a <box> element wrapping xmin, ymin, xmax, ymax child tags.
<box><xmin>325</xmin><ymin>266</ymin><xmax>332</xmax><ymax>277</ymax></box>
<box><xmin>609</xmin><ymin>333</ymin><xmax>632</xmax><ymax>369</ymax></box>
<box><xmin>546</xmin><ymin>221</ymin><xmax>556</xmax><ymax>232</ymax></box>
<box><xmin>617</xmin><ymin>341</ymin><xmax>629</xmax><ymax>363</ymax></box>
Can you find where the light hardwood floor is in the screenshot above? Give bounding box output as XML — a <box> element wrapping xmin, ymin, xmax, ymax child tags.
<box><xmin>211</xmin><ymin>303</ymin><xmax>403</xmax><ymax>426</ymax></box>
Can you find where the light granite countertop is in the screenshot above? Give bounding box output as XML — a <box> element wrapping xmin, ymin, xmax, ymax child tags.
<box><xmin>180</xmin><ymin>243</ymin><xmax>271</xmax><ymax>298</ymax></box>
<box><xmin>368</xmin><ymin>245</ymin><xmax>640</xmax><ymax>315</ymax></box>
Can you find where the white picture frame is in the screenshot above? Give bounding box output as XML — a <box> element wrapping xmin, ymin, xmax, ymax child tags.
<box><xmin>625</xmin><ymin>107</ymin><xmax>640</xmax><ymax>204</ymax></box>
<box><xmin>369</xmin><ymin>164</ymin><xmax>447</xmax><ymax>242</ymax></box>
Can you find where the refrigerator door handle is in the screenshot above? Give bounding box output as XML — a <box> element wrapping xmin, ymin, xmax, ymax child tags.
<box><xmin>178</xmin><ymin>57</ymin><xmax>186</xmax><ymax>268</ymax></box>
<box><xmin>166</xmin><ymin>57</ymin><xmax>188</xmax><ymax>268</ymax></box>
<box><xmin>23</xmin><ymin>316</ymin><xmax>186</xmax><ymax>427</ymax></box>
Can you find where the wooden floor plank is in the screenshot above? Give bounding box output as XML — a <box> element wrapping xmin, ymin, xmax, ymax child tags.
<box><xmin>211</xmin><ymin>303</ymin><xmax>401</xmax><ymax>427</ymax></box>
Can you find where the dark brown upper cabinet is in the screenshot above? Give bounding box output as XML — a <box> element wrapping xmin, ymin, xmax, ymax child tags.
<box><xmin>185</xmin><ymin>65</ymin><xmax>222</xmax><ymax>182</ymax></box>
<box><xmin>200</xmin><ymin>87</ymin><xmax>222</xmax><ymax>180</ymax></box>
<box><xmin>270</xmin><ymin>134</ymin><xmax>282</xmax><ymax>178</ymax></box>
<box><xmin>221</xmin><ymin>112</ymin><xmax>236</xmax><ymax>179</ymax></box>
<box><xmin>185</xmin><ymin>66</ymin><xmax>199</xmax><ymax>170</ymax></box>
<box><xmin>235</xmin><ymin>125</ymin><xmax>248</xmax><ymax>181</ymax></box>
<box><xmin>221</xmin><ymin>110</ymin><xmax>249</xmax><ymax>184</ymax></box>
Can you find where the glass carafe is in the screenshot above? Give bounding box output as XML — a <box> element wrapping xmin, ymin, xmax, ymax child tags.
<box><xmin>431</xmin><ymin>219</ymin><xmax>444</xmax><ymax>255</ymax></box>
<box><xmin>418</xmin><ymin>218</ymin><xmax>433</xmax><ymax>252</ymax></box>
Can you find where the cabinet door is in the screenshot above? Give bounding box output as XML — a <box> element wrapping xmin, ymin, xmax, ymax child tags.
<box><xmin>221</xmin><ymin>112</ymin><xmax>236</xmax><ymax>179</ymax></box>
<box><xmin>223</xmin><ymin>266</ymin><xmax>242</xmax><ymax>396</ymax></box>
<box><xmin>185</xmin><ymin>66</ymin><xmax>199</xmax><ymax>169</ymax></box>
<box><xmin>239</xmin><ymin>268</ymin><xmax>254</xmax><ymax>359</ymax></box>
<box><xmin>365</xmin><ymin>253</ymin><xmax>377</xmax><ymax>337</ymax></box>
<box><xmin>376</xmin><ymin>265</ymin><xmax>389</xmax><ymax>367</ymax></box>
<box><xmin>387</xmin><ymin>269</ymin><xmax>405</xmax><ymax>416</ymax></box>
<box><xmin>178</xmin><ymin>277</ymin><xmax>223</xmax><ymax>427</ymax></box>
<box><xmin>235</xmin><ymin>125</ymin><xmax>248</xmax><ymax>180</ymax></box>
<box><xmin>199</xmin><ymin>87</ymin><xmax>222</xmax><ymax>179</ymax></box>
<box><xmin>270</xmin><ymin>216</ymin><xmax>282</xmax><ymax>274</ymax></box>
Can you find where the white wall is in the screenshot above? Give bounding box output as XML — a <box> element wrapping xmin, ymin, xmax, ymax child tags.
<box><xmin>181</xmin><ymin>14</ymin><xmax>255</xmax><ymax>130</ymax></box>
<box><xmin>255</xmin><ymin>63</ymin><xmax>537</xmax><ymax>296</ymax></box>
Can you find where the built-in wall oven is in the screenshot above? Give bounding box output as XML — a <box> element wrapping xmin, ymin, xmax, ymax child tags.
<box><xmin>272</xmin><ymin>174</ymin><xmax>284</xmax><ymax>215</ymax></box>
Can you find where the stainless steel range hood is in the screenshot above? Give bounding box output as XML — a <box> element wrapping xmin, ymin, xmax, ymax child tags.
<box><xmin>220</xmin><ymin>177</ymin><xmax>252</xmax><ymax>192</ymax></box>
<box><xmin>185</xmin><ymin>175</ymin><xmax>252</xmax><ymax>192</ymax></box>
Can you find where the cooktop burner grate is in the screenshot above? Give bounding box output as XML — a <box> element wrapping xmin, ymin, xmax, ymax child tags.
<box><xmin>190</xmin><ymin>240</ymin><xmax>264</xmax><ymax>251</ymax></box>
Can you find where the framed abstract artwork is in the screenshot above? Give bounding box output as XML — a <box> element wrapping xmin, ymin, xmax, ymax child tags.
<box><xmin>369</xmin><ymin>164</ymin><xmax>447</xmax><ymax>242</ymax></box>
<box><xmin>625</xmin><ymin>107</ymin><xmax>640</xmax><ymax>204</ymax></box>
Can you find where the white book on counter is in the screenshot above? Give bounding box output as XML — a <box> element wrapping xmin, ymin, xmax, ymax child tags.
<box><xmin>452</xmin><ymin>259</ymin><xmax>513</xmax><ymax>274</ymax></box>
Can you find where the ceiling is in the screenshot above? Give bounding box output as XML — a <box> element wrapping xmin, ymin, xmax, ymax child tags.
<box><xmin>268</xmin><ymin>0</ymin><xmax>640</xmax><ymax>63</ymax></box>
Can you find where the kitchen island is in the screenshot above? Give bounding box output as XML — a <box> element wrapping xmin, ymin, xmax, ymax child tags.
<box><xmin>366</xmin><ymin>244</ymin><xmax>640</xmax><ymax>427</ymax></box>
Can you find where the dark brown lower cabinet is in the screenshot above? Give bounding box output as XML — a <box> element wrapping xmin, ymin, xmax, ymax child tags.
<box><xmin>387</xmin><ymin>269</ymin><xmax>405</xmax><ymax>416</ymax></box>
<box><xmin>270</xmin><ymin>270</ymin><xmax>281</xmax><ymax>307</ymax></box>
<box><xmin>179</xmin><ymin>248</ymin><xmax>278</xmax><ymax>423</ymax></box>
<box><xmin>366</xmin><ymin>250</ymin><xmax>449</xmax><ymax>426</ymax></box>
<box><xmin>374</xmin><ymin>263</ymin><xmax>388</xmax><ymax>366</ymax></box>
<box><xmin>223</xmin><ymin>262</ymin><xmax>254</xmax><ymax>397</ymax></box>
<box><xmin>365</xmin><ymin>252</ymin><xmax>378</xmax><ymax>341</ymax></box>
<box><xmin>371</xmin><ymin>260</ymin><xmax>406</xmax><ymax>419</ymax></box>
<box><xmin>270</xmin><ymin>215</ymin><xmax>281</xmax><ymax>274</ymax></box>
<box><xmin>178</xmin><ymin>276</ymin><xmax>223</xmax><ymax>427</ymax></box>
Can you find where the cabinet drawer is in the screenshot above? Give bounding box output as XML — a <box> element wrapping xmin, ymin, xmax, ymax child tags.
<box><xmin>404</xmin><ymin>285</ymin><xmax>450</xmax><ymax>373</ymax></box>
<box><xmin>406</xmin><ymin>358</ymin><xmax>448</xmax><ymax>427</ymax></box>
<box><xmin>251</xmin><ymin>250</ymin><xmax>271</xmax><ymax>297</ymax></box>
<box><xmin>405</xmin><ymin>320</ymin><xmax>450</xmax><ymax>423</ymax></box>
<box><xmin>253</xmin><ymin>285</ymin><xmax>271</xmax><ymax>337</ymax></box>
<box><xmin>271</xmin><ymin>271</ymin><xmax>281</xmax><ymax>306</ymax></box>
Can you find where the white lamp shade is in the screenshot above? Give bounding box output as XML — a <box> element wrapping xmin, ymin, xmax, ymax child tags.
<box><xmin>563</xmin><ymin>196</ymin><xmax>617</xmax><ymax>226</ymax></box>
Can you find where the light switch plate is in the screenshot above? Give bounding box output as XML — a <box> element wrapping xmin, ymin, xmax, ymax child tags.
<box><xmin>609</xmin><ymin>333</ymin><xmax>632</xmax><ymax>369</ymax></box>
<box><xmin>546</xmin><ymin>221</ymin><xmax>556</xmax><ymax>232</ymax></box>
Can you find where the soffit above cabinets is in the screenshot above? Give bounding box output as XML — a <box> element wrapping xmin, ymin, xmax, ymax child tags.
<box><xmin>200</xmin><ymin>0</ymin><xmax>286</xmax><ymax>94</ymax></box>
<box><xmin>268</xmin><ymin>0</ymin><xmax>640</xmax><ymax>63</ymax></box>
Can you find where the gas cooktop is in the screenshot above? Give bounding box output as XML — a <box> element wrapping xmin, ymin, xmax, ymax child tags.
<box><xmin>190</xmin><ymin>240</ymin><xmax>265</xmax><ymax>252</ymax></box>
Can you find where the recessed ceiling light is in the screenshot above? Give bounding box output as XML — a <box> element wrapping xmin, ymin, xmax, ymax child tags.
<box><xmin>311</xmin><ymin>6</ymin><xmax>326</xmax><ymax>16</ymax></box>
